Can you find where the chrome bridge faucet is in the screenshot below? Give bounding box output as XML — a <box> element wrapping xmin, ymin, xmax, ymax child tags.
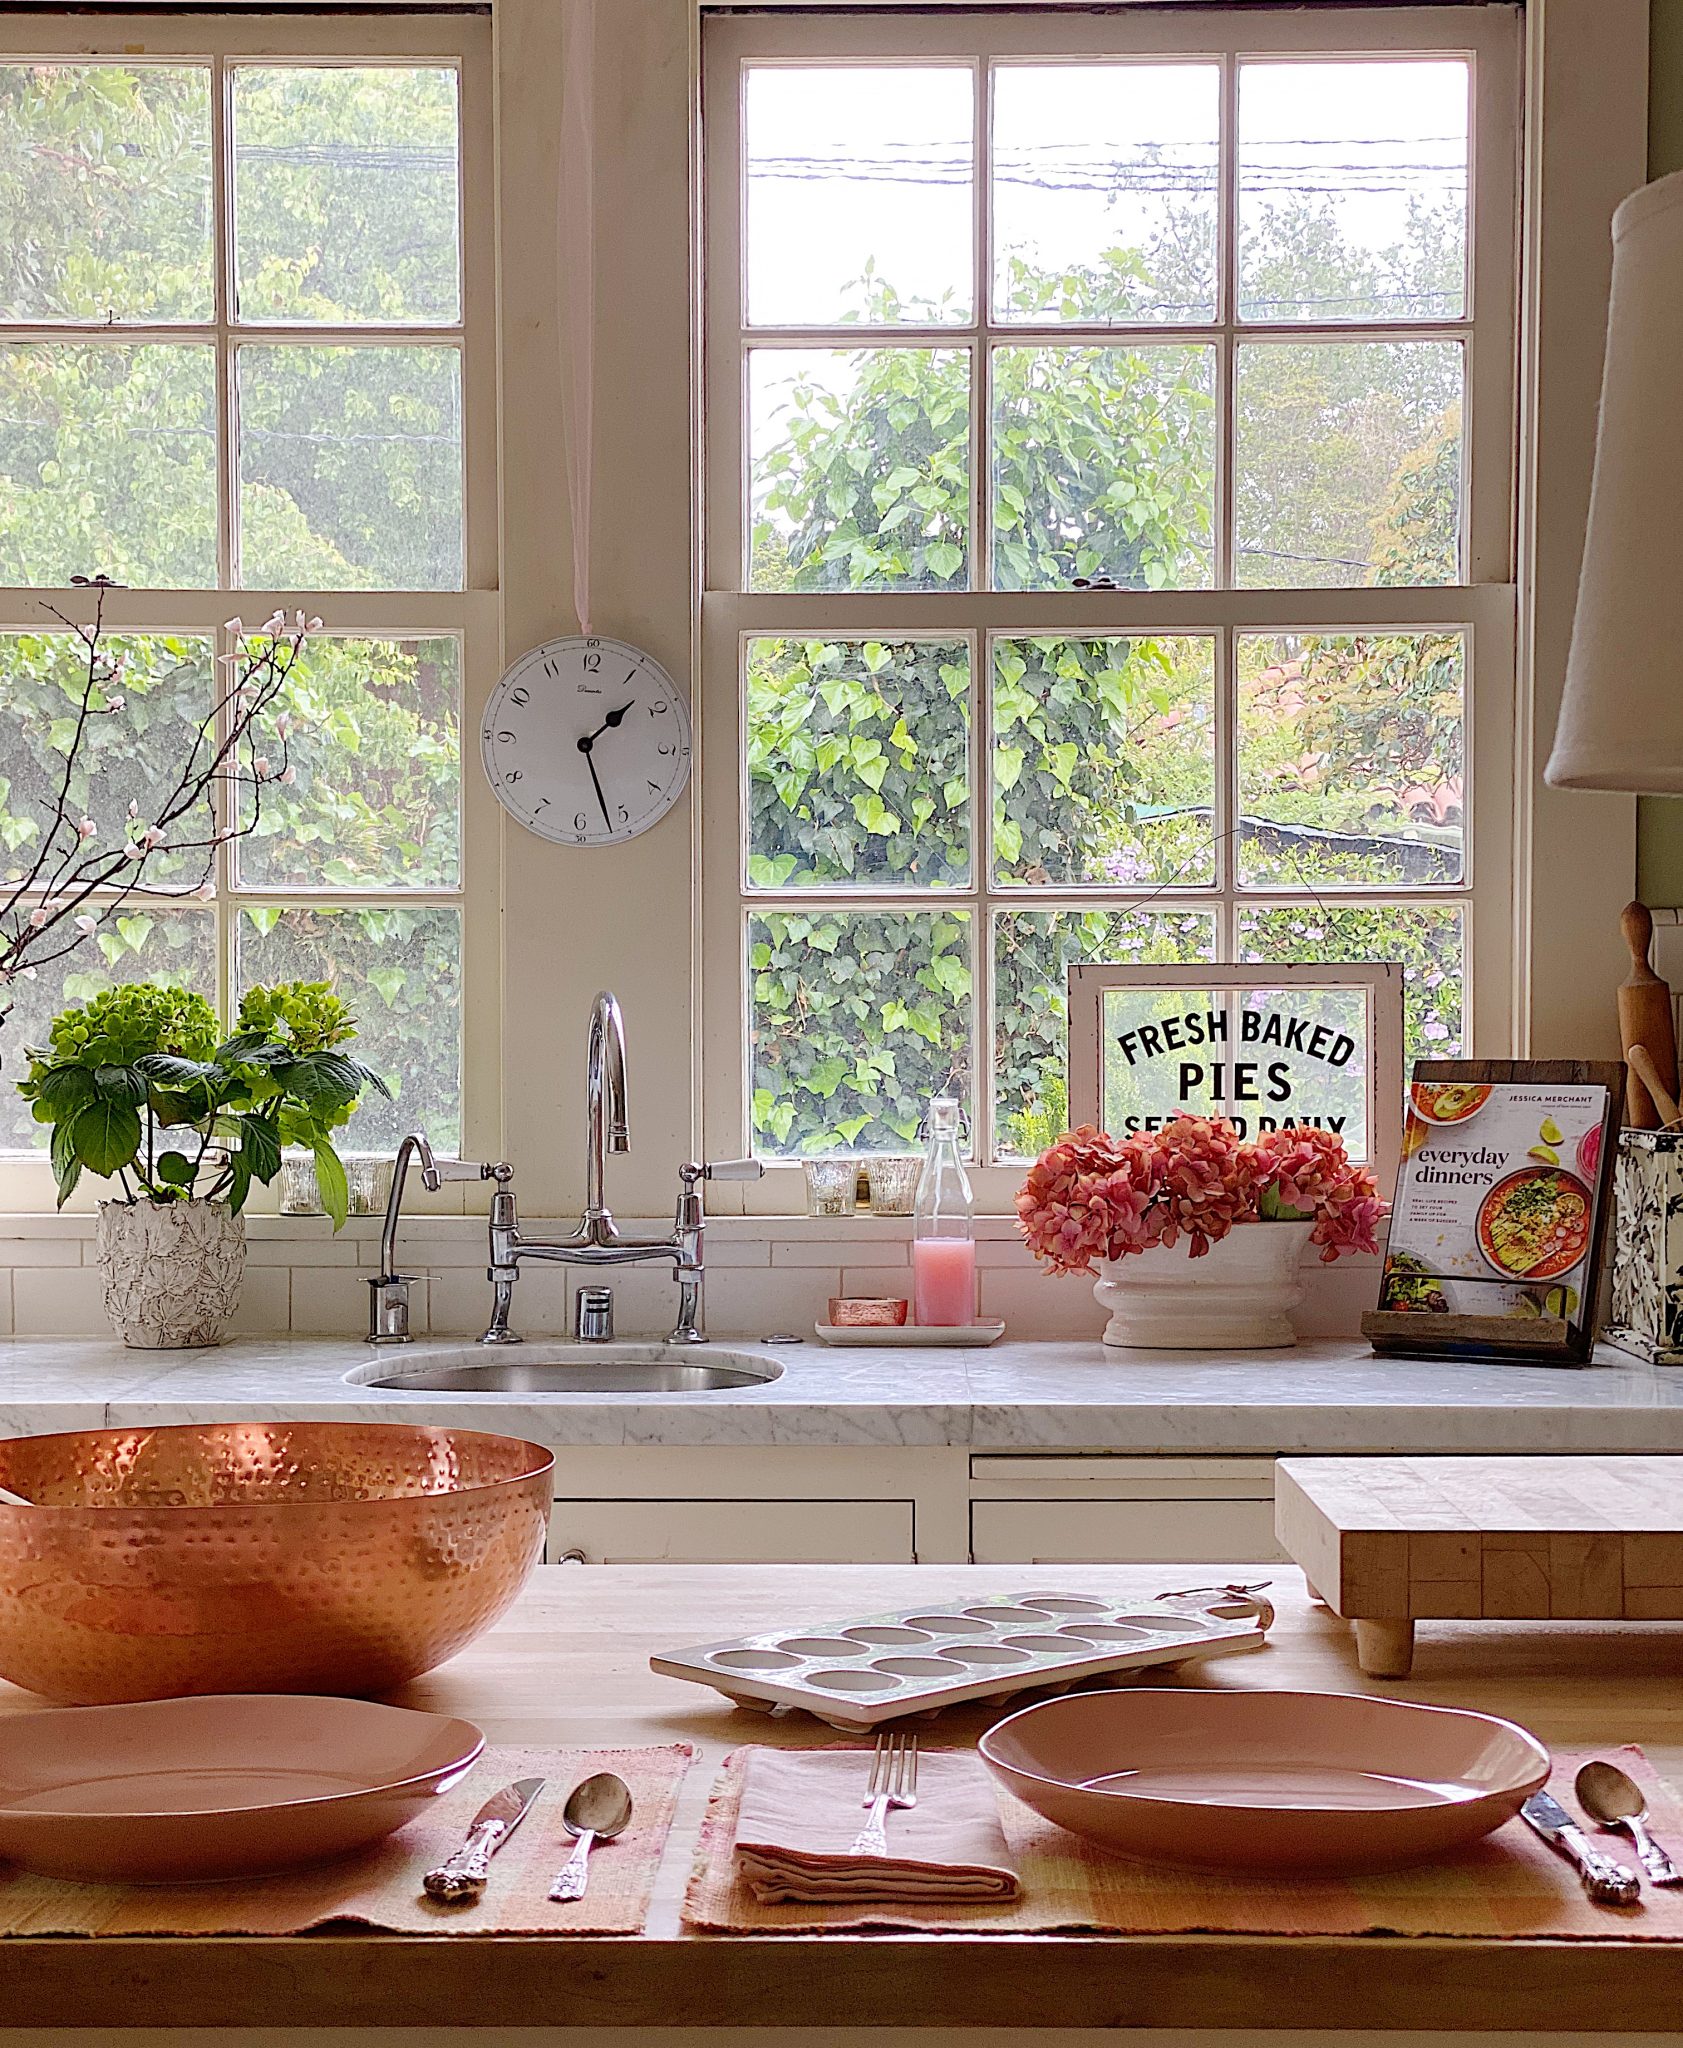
<box><xmin>480</xmin><ymin>991</ymin><xmax>761</xmax><ymax>1345</ymax></box>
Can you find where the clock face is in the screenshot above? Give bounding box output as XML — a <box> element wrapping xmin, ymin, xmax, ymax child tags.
<box><xmin>481</xmin><ymin>636</ymin><xmax>692</xmax><ymax>846</ymax></box>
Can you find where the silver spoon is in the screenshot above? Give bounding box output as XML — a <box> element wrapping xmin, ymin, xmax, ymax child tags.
<box><xmin>1576</xmin><ymin>1759</ymin><xmax>1682</xmax><ymax>1886</ymax></box>
<box><xmin>547</xmin><ymin>1771</ymin><xmax>633</xmax><ymax>1902</ymax></box>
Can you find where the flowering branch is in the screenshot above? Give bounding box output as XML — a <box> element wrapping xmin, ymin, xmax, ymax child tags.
<box><xmin>0</xmin><ymin>577</ymin><xmax>316</xmax><ymax>1021</ymax></box>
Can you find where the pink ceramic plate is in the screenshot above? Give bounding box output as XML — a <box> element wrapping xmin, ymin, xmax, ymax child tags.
<box><xmin>980</xmin><ymin>1688</ymin><xmax>1549</xmax><ymax>1873</ymax></box>
<box><xmin>0</xmin><ymin>1693</ymin><xmax>484</xmax><ymax>1883</ymax></box>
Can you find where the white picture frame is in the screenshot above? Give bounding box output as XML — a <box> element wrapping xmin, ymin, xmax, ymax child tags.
<box><xmin>1068</xmin><ymin>960</ymin><xmax>1406</xmax><ymax>1193</ymax></box>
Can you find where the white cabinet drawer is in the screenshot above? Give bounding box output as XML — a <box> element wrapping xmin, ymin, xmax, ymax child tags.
<box><xmin>971</xmin><ymin>1498</ymin><xmax>1284</xmax><ymax>1566</ymax></box>
<box><xmin>548</xmin><ymin>1498</ymin><xmax>916</xmax><ymax>1564</ymax></box>
<box><xmin>970</xmin><ymin>1455</ymin><xmax>1275</xmax><ymax>1500</ymax></box>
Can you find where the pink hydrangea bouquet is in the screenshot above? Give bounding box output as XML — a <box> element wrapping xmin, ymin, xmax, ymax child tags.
<box><xmin>1017</xmin><ymin>1115</ymin><xmax>1387</xmax><ymax>1272</ymax></box>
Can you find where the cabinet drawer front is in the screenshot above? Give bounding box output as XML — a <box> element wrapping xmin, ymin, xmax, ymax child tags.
<box><xmin>971</xmin><ymin>1498</ymin><xmax>1284</xmax><ymax>1566</ymax></box>
<box><xmin>549</xmin><ymin>1498</ymin><xmax>915</xmax><ymax>1564</ymax></box>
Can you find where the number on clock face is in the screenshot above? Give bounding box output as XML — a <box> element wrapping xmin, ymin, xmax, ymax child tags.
<box><xmin>479</xmin><ymin>635</ymin><xmax>693</xmax><ymax>846</ymax></box>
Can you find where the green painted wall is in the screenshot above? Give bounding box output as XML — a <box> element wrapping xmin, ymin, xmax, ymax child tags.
<box><xmin>1640</xmin><ymin>0</ymin><xmax>1683</xmax><ymax>898</ymax></box>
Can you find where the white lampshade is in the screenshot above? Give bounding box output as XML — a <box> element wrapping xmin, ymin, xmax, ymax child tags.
<box><xmin>1548</xmin><ymin>169</ymin><xmax>1683</xmax><ymax>792</ymax></box>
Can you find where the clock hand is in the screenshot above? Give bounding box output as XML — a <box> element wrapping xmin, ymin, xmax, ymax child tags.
<box><xmin>580</xmin><ymin>745</ymin><xmax>614</xmax><ymax>833</ymax></box>
<box><xmin>580</xmin><ymin>702</ymin><xmax>636</xmax><ymax>746</ymax></box>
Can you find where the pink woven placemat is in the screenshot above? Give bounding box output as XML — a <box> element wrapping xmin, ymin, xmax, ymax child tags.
<box><xmin>0</xmin><ymin>1743</ymin><xmax>693</xmax><ymax>1937</ymax></box>
<box><xmin>685</xmin><ymin>1744</ymin><xmax>1683</xmax><ymax>1938</ymax></box>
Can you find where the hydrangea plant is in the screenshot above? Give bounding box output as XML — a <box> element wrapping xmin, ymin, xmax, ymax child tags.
<box><xmin>17</xmin><ymin>979</ymin><xmax>390</xmax><ymax>1226</ymax></box>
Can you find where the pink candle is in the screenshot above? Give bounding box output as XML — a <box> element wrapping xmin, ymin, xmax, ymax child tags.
<box><xmin>912</xmin><ymin>1236</ymin><xmax>977</xmax><ymax>1327</ymax></box>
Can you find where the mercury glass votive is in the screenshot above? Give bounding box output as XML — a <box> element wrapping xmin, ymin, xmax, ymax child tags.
<box><xmin>866</xmin><ymin>1155</ymin><xmax>921</xmax><ymax>1215</ymax></box>
<box><xmin>803</xmin><ymin>1157</ymin><xmax>858</xmax><ymax>1217</ymax></box>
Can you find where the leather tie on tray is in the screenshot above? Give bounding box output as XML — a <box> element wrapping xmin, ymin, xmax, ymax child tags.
<box><xmin>732</xmin><ymin>1749</ymin><xmax>1019</xmax><ymax>1904</ymax></box>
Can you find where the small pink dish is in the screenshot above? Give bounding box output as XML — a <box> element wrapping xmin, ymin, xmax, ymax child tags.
<box><xmin>980</xmin><ymin>1688</ymin><xmax>1548</xmax><ymax>1874</ymax></box>
<box><xmin>0</xmin><ymin>1693</ymin><xmax>483</xmax><ymax>1883</ymax></box>
<box><xmin>826</xmin><ymin>1298</ymin><xmax>909</xmax><ymax>1327</ymax></box>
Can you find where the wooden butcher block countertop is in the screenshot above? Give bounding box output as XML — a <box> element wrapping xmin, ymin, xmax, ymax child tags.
<box><xmin>3</xmin><ymin>1561</ymin><xmax>1683</xmax><ymax>2032</ymax></box>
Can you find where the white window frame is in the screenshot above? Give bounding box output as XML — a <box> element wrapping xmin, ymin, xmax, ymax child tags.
<box><xmin>700</xmin><ymin>3</ymin><xmax>1520</xmax><ymax>1210</ymax></box>
<box><xmin>0</xmin><ymin>11</ymin><xmax>500</xmax><ymax>1208</ymax></box>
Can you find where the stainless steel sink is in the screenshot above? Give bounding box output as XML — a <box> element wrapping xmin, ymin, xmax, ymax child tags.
<box><xmin>348</xmin><ymin>1345</ymin><xmax>785</xmax><ymax>1394</ymax></box>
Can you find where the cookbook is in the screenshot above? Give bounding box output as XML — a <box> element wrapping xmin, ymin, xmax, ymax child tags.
<box><xmin>1366</xmin><ymin>1060</ymin><xmax>1623</xmax><ymax>1362</ymax></box>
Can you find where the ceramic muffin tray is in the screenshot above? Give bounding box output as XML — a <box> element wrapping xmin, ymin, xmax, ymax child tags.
<box><xmin>649</xmin><ymin>1589</ymin><xmax>1269</xmax><ymax>1730</ymax></box>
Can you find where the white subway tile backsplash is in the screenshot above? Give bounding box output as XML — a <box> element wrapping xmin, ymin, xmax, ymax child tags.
<box><xmin>0</xmin><ymin>1211</ymin><xmax>1375</xmax><ymax>1340</ymax></box>
<box><xmin>228</xmin><ymin>1268</ymin><xmax>291</xmax><ymax>1335</ymax></box>
<box><xmin>14</xmin><ymin>1265</ymin><xmax>108</xmax><ymax>1336</ymax></box>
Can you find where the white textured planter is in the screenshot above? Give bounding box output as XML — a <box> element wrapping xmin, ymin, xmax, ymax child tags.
<box><xmin>96</xmin><ymin>1200</ymin><xmax>247</xmax><ymax>1349</ymax></box>
<box><xmin>1094</xmin><ymin>1220</ymin><xmax>1315</xmax><ymax>1351</ymax></box>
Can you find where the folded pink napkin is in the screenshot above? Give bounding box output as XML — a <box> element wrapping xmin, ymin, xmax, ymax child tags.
<box><xmin>733</xmin><ymin>1748</ymin><xmax>1020</xmax><ymax>1904</ymax></box>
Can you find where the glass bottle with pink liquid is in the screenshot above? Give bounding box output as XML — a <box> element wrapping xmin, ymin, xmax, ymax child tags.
<box><xmin>911</xmin><ymin>1095</ymin><xmax>976</xmax><ymax>1326</ymax></box>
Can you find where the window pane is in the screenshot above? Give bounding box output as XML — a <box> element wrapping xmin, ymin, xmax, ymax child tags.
<box><xmin>0</xmin><ymin>343</ymin><xmax>216</xmax><ymax>587</ymax></box>
<box><xmin>1238</xmin><ymin>902</ymin><xmax>1465</xmax><ymax>1068</ymax></box>
<box><xmin>236</xmin><ymin>636</ymin><xmax>460</xmax><ymax>891</ymax></box>
<box><xmin>744</xmin><ymin>66</ymin><xmax>972</xmax><ymax>326</ymax></box>
<box><xmin>992</xmin><ymin>63</ymin><xmax>1218</xmax><ymax>325</ymax></box>
<box><xmin>1234</xmin><ymin>340</ymin><xmax>1461</xmax><ymax>587</ymax></box>
<box><xmin>992</xmin><ymin>344</ymin><xmax>1215</xmax><ymax>590</ymax></box>
<box><xmin>1237</xmin><ymin>631</ymin><xmax>1464</xmax><ymax>889</ymax></box>
<box><xmin>0</xmin><ymin>632</ymin><xmax>213</xmax><ymax>889</ymax></box>
<box><xmin>991</xmin><ymin>635</ymin><xmax>1215</xmax><ymax>888</ymax></box>
<box><xmin>0</xmin><ymin>908</ymin><xmax>215</xmax><ymax>1152</ymax></box>
<box><xmin>1239</xmin><ymin>60</ymin><xmax>1468</xmax><ymax>323</ymax></box>
<box><xmin>749</xmin><ymin>908</ymin><xmax>970</xmax><ymax>1154</ymax></box>
<box><xmin>236</xmin><ymin>904</ymin><xmax>461</xmax><ymax>1151</ymax></box>
<box><xmin>749</xmin><ymin>348</ymin><xmax>969</xmax><ymax>592</ymax></box>
<box><xmin>746</xmin><ymin>637</ymin><xmax>969</xmax><ymax>889</ymax></box>
<box><xmin>232</xmin><ymin>66</ymin><xmax>461</xmax><ymax>326</ymax></box>
<box><xmin>993</xmin><ymin>906</ymin><xmax>1216</xmax><ymax>1160</ymax></box>
<box><xmin>237</xmin><ymin>344</ymin><xmax>463</xmax><ymax>590</ymax></box>
<box><xmin>0</xmin><ymin>64</ymin><xmax>212</xmax><ymax>322</ymax></box>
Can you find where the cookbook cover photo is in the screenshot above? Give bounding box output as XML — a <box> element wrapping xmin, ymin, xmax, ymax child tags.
<box><xmin>1374</xmin><ymin>1065</ymin><xmax>1621</xmax><ymax>1354</ymax></box>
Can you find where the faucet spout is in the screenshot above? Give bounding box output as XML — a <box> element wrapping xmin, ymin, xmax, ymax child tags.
<box><xmin>585</xmin><ymin>990</ymin><xmax>629</xmax><ymax>1228</ymax></box>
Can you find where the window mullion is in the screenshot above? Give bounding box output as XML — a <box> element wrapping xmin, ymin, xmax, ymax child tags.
<box><xmin>1216</xmin><ymin>48</ymin><xmax>1238</xmax><ymax>594</ymax></box>
<box><xmin>211</xmin><ymin>53</ymin><xmax>235</xmax><ymax>594</ymax></box>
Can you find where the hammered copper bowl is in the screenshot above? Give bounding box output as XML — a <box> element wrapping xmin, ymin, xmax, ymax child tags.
<box><xmin>0</xmin><ymin>1422</ymin><xmax>553</xmax><ymax>1705</ymax></box>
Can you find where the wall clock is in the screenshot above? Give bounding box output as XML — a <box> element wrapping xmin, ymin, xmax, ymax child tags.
<box><xmin>480</xmin><ymin>635</ymin><xmax>692</xmax><ymax>845</ymax></box>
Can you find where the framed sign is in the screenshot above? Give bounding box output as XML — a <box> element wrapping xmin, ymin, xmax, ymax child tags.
<box><xmin>1362</xmin><ymin>1059</ymin><xmax>1624</xmax><ymax>1364</ymax></box>
<box><xmin>1068</xmin><ymin>961</ymin><xmax>1404</xmax><ymax>1185</ymax></box>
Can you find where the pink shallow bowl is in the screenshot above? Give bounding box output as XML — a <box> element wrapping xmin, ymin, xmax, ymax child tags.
<box><xmin>0</xmin><ymin>1692</ymin><xmax>484</xmax><ymax>1883</ymax></box>
<box><xmin>979</xmin><ymin>1688</ymin><xmax>1549</xmax><ymax>1874</ymax></box>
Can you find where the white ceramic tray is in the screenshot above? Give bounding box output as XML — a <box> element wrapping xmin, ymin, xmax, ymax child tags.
<box><xmin>649</xmin><ymin>1588</ymin><xmax>1268</xmax><ymax>1730</ymax></box>
<box><xmin>813</xmin><ymin>1319</ymin><xmax>1005</xmax><ymax>1348</ymax></box>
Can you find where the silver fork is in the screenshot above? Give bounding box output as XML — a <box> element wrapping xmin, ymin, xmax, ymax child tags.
<box><xmin>848</xmin><ymin>1730</ymin><xmax>918</xmax><ymax>1857</ymax></box>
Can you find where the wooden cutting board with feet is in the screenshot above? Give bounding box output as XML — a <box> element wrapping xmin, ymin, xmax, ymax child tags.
<box><xmin>1275</xmin><ymin>1455</ymin><xmax>1683</xmax><ymax>1675</ymax></box>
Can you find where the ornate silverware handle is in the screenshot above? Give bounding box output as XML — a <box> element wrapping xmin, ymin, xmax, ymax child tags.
<box><xmin>548</xmin><ymin>1826</ymin><xmax>597</xmax><ymax>1902</ymax></box>
<box><xmin>423</xmin><ymin>1816</ymin><xmax>508</xmax><ymax>1902</ymax></box>
<box><xmin>1628</xmin><ymin>1816</ymin><xmax>1683</xmax><ymax>1886</ymax></box>
<box><xmin>848</xmin><ymin>1794</ymin><xmax>891</xmax><ymax>1859</ymax></box>
<box><xmin>1557</xmin><ymin>1822</ymin><xmax>1642</xmax><ymax>1905</ymax></box>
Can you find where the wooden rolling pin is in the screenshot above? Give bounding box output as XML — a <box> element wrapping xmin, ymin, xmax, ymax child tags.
<box><xmin>1628</xmin><ymin>1044</ymin><xmax>1683</xmax><ymax>1129</ymax></box>
<box><xmin>1619</xmin><ymin>902</ymin><xmax>1680</xmax><ymax>1128</ymax></box>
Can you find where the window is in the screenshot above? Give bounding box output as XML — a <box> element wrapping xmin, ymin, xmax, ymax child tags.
<box><xmin>702</xmin><ymin>6</ymin><xmax>1519</xmax><ymax>1194</ymax></box>
<box><xmin>0</xmin><ymin>15</ymin><xmax>494</xmax><ymax>1165</ymax></box>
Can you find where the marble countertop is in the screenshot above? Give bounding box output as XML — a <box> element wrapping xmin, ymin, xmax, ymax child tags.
<box><xmin>1</xmin><ymin>1333</ymin><xmax>1681</xmax><ymax>1451</ymax></box>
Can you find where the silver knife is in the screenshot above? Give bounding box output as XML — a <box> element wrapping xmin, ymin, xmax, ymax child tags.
<box><xmin>1520</xmin><ymin>1791</ymin><xmax>1641</xmax><ymax>1906</ymax></box>
<box><xmin>422</xmin><ymin>1776</ymin><xmax>545</xmax><ymax>1904</ymax></box>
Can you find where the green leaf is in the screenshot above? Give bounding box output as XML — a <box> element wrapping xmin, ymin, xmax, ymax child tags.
<box><xmin>284</xmin><ymin>1051</ymin><xmax>367</xmax><ymax>1112</ymax></box>
<box><xmin>66</xmin><ymin>1099</ymin><xmax>142</xmax><ymax>1178</ymax></box>
<box><xmin>93</xmin><ymin>1064</ymin><xmax>148</xmax><ymax>1106</ymax></box>
<box><xmin>50</xmin><ymin>1119</ymin><xmax>82</xmax><ymax>1208</ymax></box>
<box><xmin>312</xmin><ymin>1141</ymin><xmax>350</xmax><ymax>1231</ymax></box>
<box><xmin>925</xmin><ymin>541</ymin><xmax>963</xmax><ymax>581</ymax></box>
<box><xmin>235</xmin><ymin>1112</ymin><xmax>283</xmax><ymax>1184</ymax></box>
<box><xmin>134</xmin><ymin>1054</ymin><xmax>219</xmax><ymax>1087</ymax></box>
<box><xmin>155</xmin><ymin>1151</ymin><xmax>197</xmax><ymax>1187</ymax></box>
<box><xmin>32</xmin><ymin>1064</ymin><xmax>96</xmax><ymax>1117</ymax></box>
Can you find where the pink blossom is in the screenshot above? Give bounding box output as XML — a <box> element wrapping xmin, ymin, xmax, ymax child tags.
<box><xmin>73</xmin><ymin>914</ymin><xmax>97</xmax><ymax>935</ymax></box>
<box><xmin>1018</xmin><ymin>1114</ymin><xmax>1388</xmax><ymax>1273</ymax></box>
<box><xmin>77</xmin><ymin>817</ymin><xmax>96</xmax><ymax>840</ymax></box>
<box><xmin>279</xmin><ymin>764</ymin><xmax>296</xmax><ymax>785</ymax></box>
<box><xmin>27</xmin><ymin>908</ymin><xmax>47</xmax><ymax>929</ymax></box>
<box><xmin>253</xmin><ymin>757</ymin><xmax>272</xmax><ymax>781</ymax></box>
